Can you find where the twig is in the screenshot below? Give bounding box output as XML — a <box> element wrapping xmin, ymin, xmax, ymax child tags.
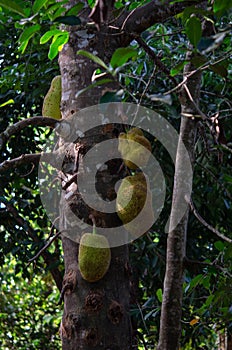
<box><xmin>184</xmin><ymin>257</ymin><xmax>232</xmax><ymax>278</ymax></box>
<box><xmin>28</xmin><ymin>230</ymin><xmax>62</xmax><ymax>263</ymax></box>
<box><xmin>0</xmin><ymin>116</ymin><xmax>59</xmax><ymax>150</ymax></box>
<box><xmin>135</xmin><ymin>35</ymin><xmax>178</xmax><ymax>86</ymax></box>
<box><xmin>0</xmin><ymin>149</ymin><xmax>64</xmax><ymax>174</ymax></box>
<box><xmin>46</xmin><ymin>216</ymin><xmax>60</xmax><ymax>241</ymax></box>
<box><xmin>139</xmin><ymin>65</ymin><xmax>157</xmax><ymax>105</ymax></box>
<box><xmin>220</xmin><ymin>143</ymin><xmax>232</xmax><ymax>155</ymax></box>
<box><xmin>165</xmin><ymin>50</ymin><xmax>232</xmax><ymax>96</ymax></box>
<box><xmin>0</xmin><ymin>153</ymin><xmax>41</xmax><ymax>173</ymax></box>
<box><xmin>1</xmin><ymin>197</ymin><xmax>63</xmax><ymax>290</ymax></box>
<box><xmin>186</xmin><ymin>196</ymin><xmax>232</xmax><ymax>244</ymax></box>
<box><xmin>183</xmin><ymin>84</ymin><xmax>207</xmax><ymax>120</ymax></box>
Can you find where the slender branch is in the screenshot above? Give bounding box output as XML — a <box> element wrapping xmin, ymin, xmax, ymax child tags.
<box><xmin>186</xmin><ymin>196</ymin><xmax>232</xmax><ymax>244</ymax></box>
<box><xmin>220</xmin><ymin>143</ymin><xmax>232</xmax><ymax>155</ymax></box>
<box><xmin>135</xmin><ymin>35</ymin><xmax>178</xmax><ymax>86</ymax></box>
<box><xmin>1</xmin><ymin>198</ymin><xmax>63</xmax><ymax>290</ymax></box>
<box><xmin>165</xmin><ymin>50</ymin><xmax>232</xmax><ymax>96</ymax></box>
<box><xmin>0</xmin><ymin>153</ymin><xmax>41</xmax><ymax>173</ymax></box>
<box><xmin>0</xmin><ymin>150</ymin><xmax>64</xmax><ymax>174</ymax></box>
<box><xmin>28</xmin><ymin>230</ymin><xmax>62</xmax><ymax>263</ymax></box>
<box><xmin>183</xmin><ymin>84</ymin><xmax>207</xmax><ymax>120</ymax></box>
<box><xmin>0</xmin><ymin>116</ymin><xmax>59</xmax><ymax>150</ymax></box>
<box><xmin>184</xmin><ymin>257</ymin><xmax>232</xmax><ymax>278</ymax></box>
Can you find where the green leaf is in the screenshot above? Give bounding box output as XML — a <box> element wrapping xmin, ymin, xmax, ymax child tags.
<box><xmin>66</xmin><ymin>2</ymin><xmax>84</xmax><ymax>16</ymax></box>
<box><xmin>205</xmin><ymin>294</ymin><xmax>214</xmax><ymax>307</ymax></box>
<box><xmin>32</xmin><ymin>0</ymin><xmax>49</xmax><ymax>14</ymax></box>
<box><xmin>189</xmin><ymin>274</ymin><xmax>203</xmax><ymax>291</ymax></box>
<box><xmin>213</xmin><ymin>0</ymin><xmax>231</xmax><ymax>17</ymax></box>
<box><xmin>214</xmin><ymin>241</ymin><xmax>225</xmax><ymax>252</ymax></box>
<box><xmin>185</xmin><ymin>16</ymin><xmax>202</xmax><ymax>47</ymax></box>
<box><xmin>77</xmin><ymin>50</ymin><xmax>108</xmax><ymax>70</ymax></box>
<box><xmin>156</xmin><ymin>288</ymin><xmax>163</xmax><ymax>303</ymax></box>
<box><xmin>191</xmin><ymin>54</ymin><xmax>207</xmax><ymax>68</ymax></box>
<box><xmin>75</xmin><ymin>78</ymin><xmax>114</xmax><ymax>98</ymax></box>
<box><xmin>0</xmin><ymin>0</ymin><xmax>25</xmax><ymax>16</ymax></box>
<box><xmin>0</xmin><ymin>99</ymin><xmax>14</xmax><ymax>107</ymax></box>
<box><xmin>18</xmin><ymin>24</ymin><xmax>41</xmax><ymax>53</ymax></box>
<box><xmin>170</xmin><ymin>60</ymin><xmax>188</xmax><ymax>76</ymax></box>
<box><xmin>210</xmin><ymin>62</ymin><xmax>228</xmax><ymax>78</ymax></box>
<box><xmin>48</xmin><ymin>32</ymin><xmax>69</xmax><ymax>60</ymax></box>
<box><xmin>40</xmin><ymin>29</ymin><xmax>64</xmax><ymax>44</ymax></box>
<box><xmin>54</xmin><ymin>15</ymin><xmax>81</xmax><ymax>25</ymax></box>
<box><xmin>110</xmin><ymin>47</ymin><xmax>137</xmax><ymax>69</ymax></box>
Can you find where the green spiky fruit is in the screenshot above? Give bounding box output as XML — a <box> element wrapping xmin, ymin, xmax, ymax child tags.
<box><xmin>116</xmin><ymin>173</ymin><xmax>154</xmax><ymax>234</ymax></box>
<box><xmin>78</xmin><ymin>232</ymin><xmax>111</xmax><ymax>282</ymax></box>
<box><xmin>42</xmin><ymin>75</ymin><xmax>62</xmax><ymax>120</ymax></box>
<box><xmin>118</xmin><ymin>128</ymin><xmax>152</xmax><ymax>169</ymax></box>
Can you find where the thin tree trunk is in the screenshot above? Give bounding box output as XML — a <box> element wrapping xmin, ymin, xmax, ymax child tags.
<box><xmin>157</xmin><ymin>55</ymin><xmax>202</xmax><ymax>349</ymax></box>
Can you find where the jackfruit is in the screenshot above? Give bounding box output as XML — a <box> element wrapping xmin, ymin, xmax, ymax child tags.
<box><xmin>78</xmin><ymin>230</ymin><xmax>111</xmax><ymax>283</ymax></box>
<box><xmin>118</xmin><ymin>127</ymin><xmax>152</xmax><ymax>169</ymax></box>
<box><xmin>42</xmin><ymin>75</ymin><xmax>62</xmax><ymax>120</ymax></box>
<box><xmin>116</xmin><ymin>173</ymin><xmax>154</xmax><ymax>234</ymax></box>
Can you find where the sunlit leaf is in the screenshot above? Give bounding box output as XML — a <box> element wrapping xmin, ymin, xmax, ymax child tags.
<box><xmin>48</xmin><ymin>32</ymin><xmax>69</xmax><ymax>60</ymax></box>
<box><xmin>0</xmin><ymin>99</ymin><xmax>14</xmax><ymax>107</ymax></box>
<box><xmin>156</xmin><ymin>288</ymin><xmax>163</xmax><ymax>303</ymax></box>
<box><xmin>40</xmin><ymin>29</ymin><xmax>65</xmax><ymax>44</ymax></box>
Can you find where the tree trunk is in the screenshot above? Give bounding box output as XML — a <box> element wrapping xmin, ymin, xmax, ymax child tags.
<box><xmin>57</xmin><ymin>4</ymin><xmax>132</xmax><ymax>350</ymax></box>
<box><xmin>157</xmin><ymin>55</ymin><xmax>202</xmax><ymax>349</ymax></box>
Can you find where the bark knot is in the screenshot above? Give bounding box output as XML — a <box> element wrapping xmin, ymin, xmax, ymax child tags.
<box><xmin>107</xmin><ymin>300</ymin><xmax>124</xmax><ymax>325</ymax></box>
<box><xmin>84</xmin><ymin>327</ymin><xmax>100</xmax><ymax>347</ymax></box>
<box><xmin>85</xmin><ymin>290</ymin><xmax>104</xmax><ymax>313</ymax></box>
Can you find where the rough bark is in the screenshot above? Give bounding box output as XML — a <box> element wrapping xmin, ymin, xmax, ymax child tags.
<box><xmin>58</xmin><ymin>3</ymin><xmax>132</xmax><ymax>349</ymax></box>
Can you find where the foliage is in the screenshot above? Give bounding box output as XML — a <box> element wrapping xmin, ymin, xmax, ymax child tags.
<box><xmin>0</xmin><ymin>0</ymin><xmax>231</xmax><ymax>349</ymax></box>
<box><xmin>0</xmin><ymin>257</ymin><xmax>62</xmax><ymax>349</ymax></box>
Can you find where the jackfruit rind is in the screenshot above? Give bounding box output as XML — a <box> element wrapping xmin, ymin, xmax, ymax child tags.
<box><xmin>78</xmin><ymin>233</ymin><xmax>111</xmax><ymax>282</ymax></box>
<box><xmin>116</xmin><ymin>173</ymin><xmax>154</xmax><ymax>234</ymax></box>
<box><xmin>116</xmin><ymin>173</ymin><xmax>147</xmax><ymax>224</ymax></box>
<box><xmin>42</xmin><ymin>75</ymin><xmax>62</xmax><ymax>120</ymax></box>
<box><xmin>118</xmin><ymin>128</ymin><xmax>152</xmax><ymax>169</ymax></box>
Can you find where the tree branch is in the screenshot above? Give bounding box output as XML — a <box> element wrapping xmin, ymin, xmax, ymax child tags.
<box><xmin>134</xmin><ymin>35</ymin><xmax>178</xmax><ymax>86</ymax></box>
<box><xmin>0</xmin><ymin>153</ymin><xmax>41</xmax><ymax>173</ymax></box>
<box><xmin>119</xmin><ymin>0</ymin><xmax>206</xmax><ymax>35</ymax></box>
<box><xmin>28</xmin><ymin>230</ymin><xmax>62</xmax><ymax>263</ymax></box>
<box><xmin>186</xmin><ymin>196</ymin><xmax>232</xmax><ymax>244</ymax></box>
<box><xmin>0</xmin><ymin>116</ymin><xmax>59</xmax><ymax>150</ymax></box>
<box><xmin>2</xmin><ymin>198</ymin><xmax>63</xmax><ymax>291</ymax></box>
